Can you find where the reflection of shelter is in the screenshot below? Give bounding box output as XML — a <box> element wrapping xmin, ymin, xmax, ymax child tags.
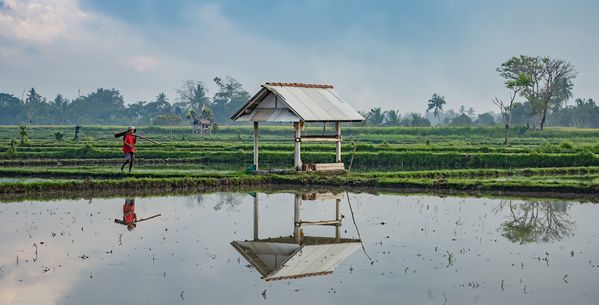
<box><xmin>230</xmin><ymin>83</ymin><xmax>364</xmax><ymax>171</ymax></box>
<box><xmin>231</xmin><ymin>193</ymin><xmax>360</xmax><ymax>281</ymax></box>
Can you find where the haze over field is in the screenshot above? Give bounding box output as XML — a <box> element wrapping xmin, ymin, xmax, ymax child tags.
<box><xmin>1</xmin><ymin>0</ymin><xmax>598</xmax><ymax>113</ymax></box>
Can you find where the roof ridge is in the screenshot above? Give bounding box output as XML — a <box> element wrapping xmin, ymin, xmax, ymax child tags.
<box><xmin>265</xmin><ymin>82</ymin><xmax>334</xmax><ymax>89</ymax></box>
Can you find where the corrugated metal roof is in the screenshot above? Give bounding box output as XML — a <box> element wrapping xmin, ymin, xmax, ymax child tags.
<box><xmin>265</xmin><ymin>243</ymin><xmax>360</xmax><ymax>281</ymax></box>
<box><xmin>231</xmin><ymin>83</ymin><xmax>364</xmax><ymax>122</ymax></box>
<box><xmin>231</xmin><ymin>240</ymin><xmax>360</xmax><ymax>281</ymax></box>
<box><xmin>236</xmin><ymin>108</ymin><xmax>301</xmax><ymax>122</ymax></box>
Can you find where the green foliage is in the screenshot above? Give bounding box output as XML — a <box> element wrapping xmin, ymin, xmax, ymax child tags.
<box><xmin>18</xmin><ymin>124</ymin><xmax>28</xmax><ymax>145</ymax></box>
<box><xmin>54</xmin><ymin>132</ymin><xmax>64</xmax><ymax>141</ymax></box>
<box><xmin>7</xmin><ymin>139</ymin><xmax>16</xmax><ymax>156</ymax></box>
<box><xmin>78</xmin><ymin>140</ymin><xmax>95</xmax><ymax>157</ymax></box>
<box><xmin>450</xmin><ymin>114</ymin><xmax>473</xmax><ymax>126</ymax></box>
<box><xmin>559</xmin><ymin>140</ymin><xmax>575</xmax><ymax>150</ymax></box>
<box><xmin>152</xmin><ymin>114</ymin><xmax>182</xmax><ymax>126</ymax></box>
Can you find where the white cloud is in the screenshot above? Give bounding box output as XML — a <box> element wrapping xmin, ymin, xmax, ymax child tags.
<box><xmin>128</xmin><ymin>55</ymin><xmax>159</xmax><ymax>72</ymax></box>
<box><xmin>0</xmin><ymin>0</ymin><xmax>85</xmax><ymax>43</ymax></box>
<box><xmin>0</xmin><ymin>0</ymin><xmax>597</xmax><ymax>114</ymax></box>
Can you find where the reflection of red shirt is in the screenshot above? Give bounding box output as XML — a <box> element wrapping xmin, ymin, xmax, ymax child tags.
<box><xmin>123</xmin><ymin>134</ymin><xmax>136</xmax><ymax>153</ymax></box>
<box><xmin>123</xmin><ymin>203</ymin><xmax>136</xmax><ymax>224</ymax></box>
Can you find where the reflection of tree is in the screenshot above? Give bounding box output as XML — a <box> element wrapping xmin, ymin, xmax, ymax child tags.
<box><xmin>496</xmin><ymin>200</ymin><xmax>575</xmax><ymax>244</ymax></box>
<box><xmin>185</xmin><ymin>194</ymin><xmax>206</xmax><ymax>208</ymax></box>
<box><xmin>213</xmin><ymin>193</ymin><xmax>243</xmax><ymax>211</ymax></box>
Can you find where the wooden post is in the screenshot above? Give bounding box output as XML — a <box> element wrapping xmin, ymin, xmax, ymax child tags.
<box><xmin>253</xmin><ymin>194</ymin><xmax>259</xmax><ymax>241</ymax></box>
<box><xmin>294</xmin><ymin>193</ymin><xmax>301</xmax><ymax>244</ymax></box>
<box><xmin>335</xmin><ymin>198</ymin><xmax>341</xmax><ymax>242</ymax></box>
<box><xmin>335</xmin><ymin>121</ymin><xmax>341</xmax><ymax>163</ymax></box>
<box><xmin>253</xmin><ymin>121</ymin><xmax>259</xmax><ymax>170</ymax></box>
<box><xmin>294</xmin><ymin>122</ymin><xmax>302</xmax><ymax>171</ymax></box>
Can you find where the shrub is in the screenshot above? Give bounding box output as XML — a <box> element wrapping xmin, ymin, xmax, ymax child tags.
<box><xmin>559</xmin><ymin>140</ymin><xmax>575</xmax><ymax>150</ymax></box>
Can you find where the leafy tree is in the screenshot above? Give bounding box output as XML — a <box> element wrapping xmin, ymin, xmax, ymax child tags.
<box><xmin>176</xmin><ymin>80</ymin><xmax>210</xmax><ymax>112</ymax></box>
<box><xmin>553</xmin><ymin>77</ymin><xmax>574</xmax><ymax>111</ymax></box>
<box><xmin>152</xmin><ymin>114</ymin><xmax>182</xmax><ymax>125</ymax></box>
<box><xmin>212</xmin><ymin>76</ymin><xmax>250</xmax><ymax>124</ymax></box>
<box><xmin>49</xmin><ymin>94</ymin><xmax>70</xmax><ymax>124</ymax></box>
<box><xmin>511</xmin><ymin>102</ymin><xmax>531</xmax><ymax>126</ymax></box>
<box><xmin>367</xmin><ymin>107</ymin><xmax>385</xmax><ymax>125</ymax></box>
<box><xmin>538</xmin><ymin>57</ymin><xmax>577</xmax><ymax>130</ymax></box>
<box><xmin>497</xmin><ymin>55</ymin><xmax>577</xmax><ymax>131</ymax></box>
<box><xmin>450</xmin><ymin>113</ymin><xmax>472</xmax><ymax>126</ymax></box>
<box><xmin>144</xmin><ymin>93</ymin><xmax>173</xmax><ymax>123</ymax></box>
<box><xmin>19</xmin><ymin>124</ymin><xmax>28</xmax><ymax>145</ymax></box>
<box><xmin>474</xmin><ymin>112</ymin><xmax>496</xmax><ymax>126</ymax></box>
<box><xmin>384</xmin><ymin>109</ymin><xmax>401</xmax><ymax>126</ymax></box>
<box><xmin>25</xmin><ymin>88</ymin><xmax>48</xmax><ymax>124</ymax></box>
<box><xmin>426</xmin><ymin>93</ymin><xmax>446</xmax><ymax>124</ymax></box>
<box><xmin>467</xmin><ymin>107</ymin><xmax>476</xmax><ymax>117</ymax></box>
<box><xmin>493</xmin><ymin>73</ymin><xmax>532</xmax><ymax>145</ymax></box>
<box><xmin>400</xmin><ymin>113</ymin><xmax>431</xmax><ymax>127</ymax></box>
<box><xmin>69</xmin><ymin>88</ymin><xmax>126</xmax><ymax>123</ymax></box>
<box><xmin>549</xmin><ymin>98</ymin><xmax>599</xmax><ymax>128</ymax></box>
<box><xmin>156</xmin><ymin>92</ymin><xmax>168</xmax><ymax>104</ymax></box>
<box><xmin>0</xmin><ymin>93</ymin><xmax>26</xmax><ymax>124</ymax></box>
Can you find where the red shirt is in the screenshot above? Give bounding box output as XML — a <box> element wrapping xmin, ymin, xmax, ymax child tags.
<box><xmin>123</xmin><ymin>134</ymin><xmax>136</xmax><ymax>153</ymax></box>
<box><xmin>123</xmin><ymin>203</ymin><xmax>136</xmax><ymax>224</ymax></box>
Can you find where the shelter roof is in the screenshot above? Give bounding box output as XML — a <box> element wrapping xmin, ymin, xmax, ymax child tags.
<box><xmin>231</xmin><ymin>82</ymin><xmax>364</xmax><ymax>122</ymax></box>
<box><xmin>231</xmin><ymin>236</ymin><xmax>360</xmax><ymax>281</ymax></box>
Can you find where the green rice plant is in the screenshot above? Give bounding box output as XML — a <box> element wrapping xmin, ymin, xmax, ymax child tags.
<box><xmin>559</xmin><ymin>140</ymin><xmax>575</xmax><ymax>150</ymax></box>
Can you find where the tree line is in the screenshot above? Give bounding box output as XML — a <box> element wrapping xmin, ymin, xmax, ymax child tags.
<box><xmin>0</xmin><ymin>76</ymin><xmax>250</xmax><ymax>126</ymax></box>
<box><xmin>0</xmin><ymin>59</ymin><xmax>597</xmax><ymax>129</ymax></box>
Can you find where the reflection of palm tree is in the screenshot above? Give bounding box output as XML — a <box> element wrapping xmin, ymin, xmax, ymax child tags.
<box><xmin>496</xmin><ymin>200</ymin><xmax>575</xmax><ymax>244</ymax></box>
<box><xmin>185</xmin><ymin>194</ymin><xmax>205</xmax><ymax>208</ymax></box>
<box><xmin>214</xmin><ymin>193</ymin><xmax>243</xmax><ymax>211</ymax></box>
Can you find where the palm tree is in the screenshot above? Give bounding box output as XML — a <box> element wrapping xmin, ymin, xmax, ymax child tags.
<box><xmin>554</xmin><ymin>77</ymin><xmax>574</xmax><ymax>110</ymax></box>
<box><xmin>426</xmin><ymin>93</ymin><xmax>447</xmax><ymax>124</ymax></box>
<box><xmin>368</xmin><ymin>107</ymin><xmax>385</xmax><ymax>126</ymax></box>
<box><xmin>385</xmin><ymin>109</ymin><xmax>400</xmax><ymax>126</ymax></box>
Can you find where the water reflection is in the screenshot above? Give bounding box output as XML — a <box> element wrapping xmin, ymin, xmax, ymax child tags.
<box><xmin>231</xmin><ymin>193</ymin><xmax>361</xmax><ymax>281</ymax></box>
<box><xmin>1</xmin><ymin>193</ymin><xmax>597</xmax><ymax>305</ymax></box>
<box><xmin>496</xmin><ymin>200</ymin><xmax>575</xmax><ymax>244</ymax></box>
<box><xmin>113</xmin><ymin>198</ymin><xmax>161</xmax><ymax>231</ymax></box>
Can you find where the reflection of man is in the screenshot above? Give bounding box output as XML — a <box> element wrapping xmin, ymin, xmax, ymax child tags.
<box><xmin>123</xmin><ymin>198</ymin><xmax>137</xmax><ymax>230</ymax></box>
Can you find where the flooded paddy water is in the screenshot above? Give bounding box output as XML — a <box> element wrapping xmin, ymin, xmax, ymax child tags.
<box><xmin>0</xmin><ymin>192</ymin><xmax>598</xmax><ymax>305</ymax></box>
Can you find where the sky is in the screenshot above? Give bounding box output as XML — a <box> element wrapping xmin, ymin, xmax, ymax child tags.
<box><xmin>0</xmin><ymin>0</ymin><xmax>598</xmax><ymax>114</ymax></box>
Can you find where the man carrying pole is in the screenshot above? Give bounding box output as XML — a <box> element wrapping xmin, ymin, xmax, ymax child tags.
<box><xmin>121</xmin><ymin>126</ymin><xmax>136</xmax><ymax>172</ymax></box>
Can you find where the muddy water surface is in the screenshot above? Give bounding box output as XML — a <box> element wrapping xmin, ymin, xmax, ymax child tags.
<box><xmin>0</xmin><ymin>192</ymin><xmax>597</xmax><ymax>305</ymax></box>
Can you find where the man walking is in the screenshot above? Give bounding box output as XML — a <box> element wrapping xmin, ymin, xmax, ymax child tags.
<box><xmin>121</xmin><ymin>126</ymin><xmax>136</xmax><ymax>172</ymax></box>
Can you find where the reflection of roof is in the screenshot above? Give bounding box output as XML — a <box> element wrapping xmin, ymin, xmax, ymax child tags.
<box><xmin>231</xmin><ymin>237</ymin><xmax>360</xmax><ymax>281</ymax></box>
<box><xmin>231</xmin><ymin>83</ymin><xmax>364</xmax><ymax>122</ymax></box>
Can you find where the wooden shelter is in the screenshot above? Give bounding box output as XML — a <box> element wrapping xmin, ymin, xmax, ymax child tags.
<box><xmin>231</xmin><ymin>82</ymin><xmax>364</xmax><ymax>171</ymax></box>
<box><xmin>231</xmin><ymin>193</ymin><xmax>360</xmax><ymax>281</ymax></box>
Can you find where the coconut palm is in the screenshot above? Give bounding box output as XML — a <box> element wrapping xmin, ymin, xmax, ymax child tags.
<box><xmin>368</xmin><ymin>107</ymin><xmax>385</xmax><ymax>126</ymax></box>
<box><xmin>426</xmin><ymin>93</ymin><xmax>447</xmax><ymax>124</ymax></box>
<box><xmin>385</xmin><ymin>109</ymin><xmax>400</xmax><ymax>126</ymax></box>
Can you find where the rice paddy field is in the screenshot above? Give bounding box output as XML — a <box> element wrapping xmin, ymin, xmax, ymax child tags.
<box><xmin>1</xmin><ymin>125</ymin><xmax>599</xmax><ymax>305</ymax></box>
<box><xmin>0</xmin><ymin>124</ymin><xmax>598</xmax><ymax>199</ymax></box>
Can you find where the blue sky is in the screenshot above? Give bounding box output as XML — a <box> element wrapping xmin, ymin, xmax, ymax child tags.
<box><xmin>1</xmin><ymin>0</ymin><xmax>598</xmax><ymax>114</ymax></box>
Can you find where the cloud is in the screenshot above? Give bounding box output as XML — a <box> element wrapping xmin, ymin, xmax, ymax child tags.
<box><xmin>128</xmin><ymin>55</ymin><xmax>159</xmax><ymax>72</ymax></box>
<box><xmin>0</xmin><ymin>0</ymin><xmax>85</xmax><ymax>43</ymax></box>
<box><xmin>0</xmin><ymin>0</ymin><xmax>597</xmax><ymax>114</ymax></box>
